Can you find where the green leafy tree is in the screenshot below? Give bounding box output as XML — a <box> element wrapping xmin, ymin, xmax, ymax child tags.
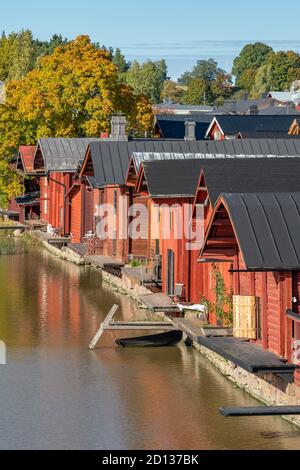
<box><xmin>160</xmin><ymin>80</ymin><xmax>185</xmax><ymax>103</ymax></box>
<box><xmin>112</xmin><ymin>48</ymin><xmax>130</xmax><ymax>73</ymax></box>
<box><xmin>183</xmin><ymin>78</ymin><xmax>211</xmax><ymax>105</ymax></box>
<box><xmin>179</xmin><ymin>59</ymin><xmax>232</xmax><ymax>105</ymax></box>
<box><xmin>232</xmin><ymin>42</ymin><xmax>273</xmax><ymax>88</ymax></box>
<box><xmin>125</xmin><ymin>59</ymin><xmax>167</xmax><ymax>103</ymax></box>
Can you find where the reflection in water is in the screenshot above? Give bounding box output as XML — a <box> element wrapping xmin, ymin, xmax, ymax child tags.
<box><xmin>0</xmin><ymin>246</ymin><xmax>299</xmax><ymax>450</ymax></box>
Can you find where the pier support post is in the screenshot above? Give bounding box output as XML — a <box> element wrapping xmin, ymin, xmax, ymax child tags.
<box><xmin>89</xmin><ymin>304</ymin><xmax>119</xmax><ymax>350</ymax></box>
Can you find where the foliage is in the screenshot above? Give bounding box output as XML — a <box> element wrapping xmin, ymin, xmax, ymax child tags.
<box><xmin>0</xmin><ymin>238</ymin><xmax>19</xmax><ymax>255</ymax></box>
<box><xmin>0</xmin><ymin>35</ymin><xmax>153</xmax><ymax>152</ymax></box>
<box><xmin>261</xmin><ymin>50</ymin><xmax>300</xmax><ymax>91</ymax></box>
<box><xmin>0</xmin><ymin>160</ymin><xmax>22</xmax><ymax>209</ymax></box>
<box><xmin>199</xmin><ymin>268</ymin><xmax>233</xmax><ymax>327</ymax></box>
<box><xmin>112</xmin><ymin>48</ymin><xmax>130</xmax><ymax>74</ymax></box>
<box><xmin>160</xmin><ymin>80</ymin><xmax>185</xmax><ymax>103</ymax></box>
<box><xmin>183</xmin><ymin>78</ymin><xmax>211</xmax><ymax>105</ymax></box>
<box><xmin>179</xmin><ymin>59</ymin><xmax>232</xmax><ymax>105</ymax></box>
<box><xmin>213</xmin><ymin>266</ymin><xmax>233</xmax><ymax>327</ymax></box>
<box><xmin>0</xmin><ymin>30</ymin><xmax>68</xmax><ymax>82</ymax></box>
<box><xmin>125</xmin><ymin>59</ymin><xmax>167</xmax><ymax>103</ymax></box>
<box><xmin>232</xmin><ymin>42</ymin><xmax>273</xmax><ymax>88</ymax></box>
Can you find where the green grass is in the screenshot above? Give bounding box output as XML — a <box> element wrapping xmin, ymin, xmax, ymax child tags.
<box><xmin>0</xmin><ymin>238</ymin><xmax>19</xmax><ymax>255</ymax></box>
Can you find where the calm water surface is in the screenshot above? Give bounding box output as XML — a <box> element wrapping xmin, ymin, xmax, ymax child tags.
<box><xmin>0</xmin><ymin>244</ymin><xmax>300</xmax><ymax>450</ymax></box>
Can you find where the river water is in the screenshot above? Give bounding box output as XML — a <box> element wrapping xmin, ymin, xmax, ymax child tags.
<box><xmin>0</xmin><ymin>244</ymin><xmax>300</xmax><ymax>450</ymax></box>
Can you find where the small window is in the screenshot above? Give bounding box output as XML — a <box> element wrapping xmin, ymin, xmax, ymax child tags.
<box><xmin>114</xmin><ymin>190</ymin><xmax>118</xmax><ymax>211</ymax></box>
<box><xmin>215</xmin><ymin>131</ymin><xmax>222</xmax><ymax>140</ymax></box>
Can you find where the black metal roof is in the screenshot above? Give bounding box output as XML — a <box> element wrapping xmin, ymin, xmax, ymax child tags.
<box><xmin>201</xmin><ymin>159</ymin><xmax>300</xmax><ymax>205</ymax></box>
<box><xmin>155</xmin><ymin>114</ymin><xmax>213</xmax><ymax>140</ymax></box>
<box><xmin>142</xmin><ymin>159</ymin><xmax>206</xmax><ymax>197</ymax></box>
<box><xmin>209</xmin><ymin>115</ymin><xmax>296</xmax><ymax>136</ymax></box>
<box><xmin>238</xmin><ymin>131</ymin><xmax>300</xmax><ymax>139</ymax></box>
<box><xmin>222</xmin><ymin>192</ymin><xmax>300</xmax><ymax>270</ymax></box>
<box><xmin>88</xmin><ymin>138</ymin><xmax>300</xmax><ymax>187</ymax></box>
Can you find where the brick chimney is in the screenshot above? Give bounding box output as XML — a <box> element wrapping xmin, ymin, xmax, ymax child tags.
<box><xmin>249</xmin><ymin>105</ymin><xmax>259</xmax><ymax>115</ymax></box>
<box><xmin>110</xmin><ymin>114</ymin><xmax>128</xmax><ymax>141</ymax></box>
<box><xmin>185</xmin><ymin>120</ymin><xmax>196</xmax><ymax>141</ymax></box>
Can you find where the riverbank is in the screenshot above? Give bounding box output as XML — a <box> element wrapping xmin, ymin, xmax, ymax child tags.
<box><xmin>27</xmin><ymin>231</ymin><xmax>300</xmax><ymax>429</ymax></box>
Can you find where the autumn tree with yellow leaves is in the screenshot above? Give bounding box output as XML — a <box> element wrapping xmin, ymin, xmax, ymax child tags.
<box><xmin>0</xmin><ymin>35</ymin><xmax>154</xmax><ymax>207</ymax></box>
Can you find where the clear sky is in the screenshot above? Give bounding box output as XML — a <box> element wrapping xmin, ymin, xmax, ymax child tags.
<box><xmin>2</xmin><ymin>0</ymin><xmax>300</xmax><ymax>78</ymax></box>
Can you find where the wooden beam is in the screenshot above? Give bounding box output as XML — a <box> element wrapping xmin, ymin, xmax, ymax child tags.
<box><xmin>89</xmin><ymin>304</ymin><xmax>119</xmax><ymax>350</ymax></box>
<box><xmin>220</xmin><ymin>406</ymin><xmax>300</xmax><ymax>417</ymax></box>
<box><xmin>212</xmin><ymin>220</ymin><xmax>232</xmax><ymax>227</ymax></box>
<box><xmin>206</xmin><ymin>238</ymin><xmax>237</xmax><ymax>246</ymax></box>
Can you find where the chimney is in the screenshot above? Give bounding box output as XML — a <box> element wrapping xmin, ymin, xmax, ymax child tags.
<box><xmin>185</xmin><ymin>120</ymin><xmax>196</xmax><ymax>141</ymax></box>
<box><xmin>110</xmin><ymin>114</ymin><xmax>128</xmax><ymax>141</ymax></box>
<box><xmin>249</xmin><ymin>105</ymin><xmax>259</xmax><ymax>115</ymax></box>
<box><xmin>243</xmin><ymin>93</ymin><xmax>249</xmax><ymax>101</ymax></box>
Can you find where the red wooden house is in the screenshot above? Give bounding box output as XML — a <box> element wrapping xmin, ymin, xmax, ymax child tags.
<box><xmin>200</xmin><ymin>192</ymin><xmax>300</xmax><ymax>384</ymax></box>
<box><xmin>135</xmin><ymin>157</ymin><xmax>300</xmax><ymax>303</ymax></box>
<box><xmin>33</xmin><ymin>138</ymin><xmax>100</xmax><ymax>235</ymax></box>
<box><xmin>77</xmin><ymin>139</ymin><xmax>221</xmax><ymax>262</ymax></box>
<box><xmin>190</xmin><ymin>158</ymin><xmax>300</xmax><ymax>310</ymax></box>
<box><xmin>7</xmin><ymin>146</ymin><xmax>40</xmax><ymax>223</ymax></box>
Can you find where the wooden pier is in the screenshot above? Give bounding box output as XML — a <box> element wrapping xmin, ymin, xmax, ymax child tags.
<box><xmin>0</xmin><ymin>225</ymin><xmax>27</xmax><ymax>231</ymax></box>
<box><xmin>89</xmin><ymin>305</ymin><xmax>176</xmax><ymax>350</ymax></box>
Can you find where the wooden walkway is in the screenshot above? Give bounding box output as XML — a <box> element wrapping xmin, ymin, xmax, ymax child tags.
<box><xmin>198</xmin><ymin>336</ymin><xmax>298</xmax><ymax>374</ymax></box>
<box><xmin>138</xmin><ymin>293</ymin><xmax>180</xmax><ymax>313</ymax></box>
<box><xmin>0</xmin><ymin>225</ymin><xmax>27</xmax><ymax>231</ymax></box>
<box><xmin>84</xmin><ymin>255</ymin><xmax>124</xmax><ymax>269</ymax></box>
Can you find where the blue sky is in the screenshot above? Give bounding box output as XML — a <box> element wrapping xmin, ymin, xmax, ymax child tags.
<box><xmin>2</xmin><ymin>0</ymin><xmax>300</xmax><ymax>78</ymax></box>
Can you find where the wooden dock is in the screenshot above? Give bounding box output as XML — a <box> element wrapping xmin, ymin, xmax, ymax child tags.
<box><xmin>220</xmin><ymin>406</ymin><xmax>300</xmax><ymax>417</ymax></box>
<box><xmin>89</xmin><ymin>305</ymin><xmax>176</xmax><ymax>350</ymax></box>
<box><xmin>0</xmin><ymin>225</ymin><xmax>27</xmax><ymax>231</ymax></box>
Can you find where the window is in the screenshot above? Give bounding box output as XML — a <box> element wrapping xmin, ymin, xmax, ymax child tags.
<box><xmin>114</xmin><ymin>190</ymin><xmax>118</xmax><ymax>211</ymax></box>
<box><xmin>214</xmin><ymin>131</ymin><xmax>222</xmax><ymax>140</ymax></box>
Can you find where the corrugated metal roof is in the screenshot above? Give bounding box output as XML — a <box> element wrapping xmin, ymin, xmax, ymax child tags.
<box><xmin>87</xmin><ymin>138</ymin><xmax>300</xmax><ymax>187</ymax></box>
<box><xmin>38</xmin><ymin>138</ymin><xmax>101</xmax><ymax>172</ymax></box>
<box><xmin>257</xmin><ymin>107</ymin><xmax>300</xmax><ymax>116</ymax></box>
<box><xmin>223</xmin><ymin>192</ymin><xmax>300</xmax><ymax>270</ymax></box>
<box><xmin>142</xmin><ymin>158</ymin><xmax>300</xmax><ymax>199</ymax></box>
<box><xmin>142</xmin><ymin>159</ymin><xmax>207</xmax><ymax>197</ymax></box>
<box><xmin>201</xmin><ymin>159</ymin><xmax>300</xmax><ymax>205</ymax></box>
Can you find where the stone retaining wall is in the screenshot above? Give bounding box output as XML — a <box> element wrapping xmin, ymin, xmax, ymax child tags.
<box><xmin>194</xmin><ymin>342</ymin><xmax>300</xmax><ymax>428</ymax></box>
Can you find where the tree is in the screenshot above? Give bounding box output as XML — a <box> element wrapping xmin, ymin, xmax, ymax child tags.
<box><xmin>112</xmin><ymin>48</ymin><xmax>130</xmax><ymax>74</ymax></box>
<box><xmin>125</xmin><ymin>59</ymin><xmax>168</xmax><ymax>103</ymax></box>
<box><xmin>267</xmin><ymin>51</ymin><xmax>300</xmax><ymax>90</ymax></box>
<box><xmin>0</xmin><ymin>159</ymin><xmax>22</xmax><ymax>209</ymax></box>
<box><xmin>179</xmin><ymin>59</ymin><xmax>232</xmax><ymax>105</ymax></box>
<box><xmin>0</xmin><ymin>31</ymin><xmax>69</xmax><ymax>82</ymax></box>
<box><xmin>183</xmin><ymin>78</ymin><xmax>211</xmax><ymax>105</ymax></box>
<box><xmin>0</xmin><ymin>35</ymin><xmax>153</xmax><ymax>203</ymax></box>
<box><xmin>232</xmin><ymin>42</ymin><xmax>273</xmax><ymax>87</ymax></box>
<box><xmin>179</xmin><ymin>58</ymin><xmax>227</xmax><ymax>85</ymax></box>
<box><xmin>160</xmin><ymin>80</ymin><xmax>185</xmax><ymax>103</ymax></box>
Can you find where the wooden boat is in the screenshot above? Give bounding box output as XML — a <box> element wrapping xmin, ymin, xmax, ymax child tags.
<box><xmin>116</xmin><ymin>330</ymin><xmax>183</xmax><ymax>348</ymax></box>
